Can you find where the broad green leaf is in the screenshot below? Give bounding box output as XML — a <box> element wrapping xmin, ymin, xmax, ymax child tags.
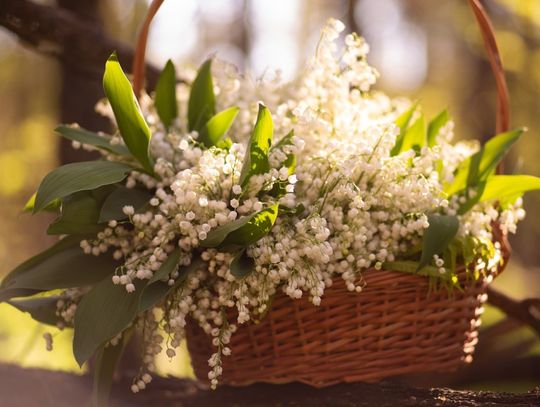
<box><xmin>48</xmin><ymin>192</ymin><xmax>103</xmax><ymax>235</ymax></box>
<box><xmin>73</xmin><ymin>278</ymin><xmax>143</xmax><ymax>366</ymax></box>
<box><xmin>99</xmin><ymin>186</ymin><xmax>152</xmax><ymax>222</ymax></box>
<box><xmin>230</xmin><ymin>250</ymin><xmax>255</xmax><ymax>279</ymax></box>
<box><xmin>188</xmin><ymin>59</ymin><xmax>215</xmax><ymax>132</ymax></box>
<box><xmin>445</xmin><ymin>128</ymin><xmax>524</xmax><ymax>195</ymax></box>
<box><xmin>201</xmin><ymin>204</ymin><xmax>279</xmax><ymax>248</ymax></box>
<box><xmin>418</xmin><ymin>215</ymin><xmax>459</xmax><ymax>271</ymax></box>
<box><xmin>55</xmin><ymin>125</ymin><xmax>130</xmax><ymax>156</ymax></box>
<box><xmin>34</xmin><ymin>161</ymin><xmax>132</xmax><ymax>213</ymax></box>
<box><xmin>154</xmin><ymin>60</ymin><xmax>177</xmax><ymax>129</ymax></box>
<box><xmin>399</xmin><ymin>115</ymin><xmax>426</xmax><ymax>153</ymax></box>
<box><xmin>103</xmin><ymin>53</ymin><xmax>153</xmax><ymax>173</ymax></box>
<box><xmin>390</xmin><ymin>102</ymin><xmax>418</xmax><ymax>156</ymax></box>
<box><xmin>198</xmin><ymin>107</ymin><xmax>239</xmax><ymax>148</ymax></box>
<box><xmin>479</xmin><ymin>175</ymin><xmax>540</xmax><ymax>204</ymax></box>
<box><xmin>239</xmin><ymin>104</ymin><xmax>273</xmax><ymax>187</ymax></box>
<box><xmin>0</xmin><ymin>236</ymin><xmax>119</xmax><ymax>301</ymax></box>
<box><xmin>427</xmin><ymin>109</ymin><xmax>449</xmax><ymax>147</ymax></box>
<box><xmin>23</xmin><ymin>193</ymin><xmax>60</xmax><ymax>213</ymax></box>
<box><xmin>139</xmin><ymin>258</ymin><xmax>204</xmax><ymax>312</ymax></box>
<box><xmin>93</xmin><ymin>336</ymin><xmax>128</xmax><ymax>407</ymax></box>
<box><xmin>7</xmin><ymin>296</ymin><xmax>64</xmax><ymax>326</ymax></box>
<box><xmin>199</xmin><ymin>213</ymin><xmax>256</xmax><ymax>248</ymax></box>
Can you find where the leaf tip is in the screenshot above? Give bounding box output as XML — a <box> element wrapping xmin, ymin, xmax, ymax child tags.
<box><xmin>107</xmin><ymin>51</ymin><xmax>119</xmax><ymax>62</ymax></box>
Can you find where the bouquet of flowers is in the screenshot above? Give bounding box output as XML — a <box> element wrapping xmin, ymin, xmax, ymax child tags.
<box><xmin>1</xmin><ymin>19</ymin><xmax>538</xmax><ymax>401</ymax></box>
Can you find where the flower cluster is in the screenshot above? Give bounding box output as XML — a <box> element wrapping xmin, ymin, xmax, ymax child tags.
<box><xmin>19</xmin><ymin>19</ymin><xmax>526</xmax><ymax>391</ymax></box>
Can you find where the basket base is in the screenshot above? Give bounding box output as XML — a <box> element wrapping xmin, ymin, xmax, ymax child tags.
<box><xmin>186</xmin><ymin>268</ymin><xmax>495</xmax><ymax>387</ymax></box>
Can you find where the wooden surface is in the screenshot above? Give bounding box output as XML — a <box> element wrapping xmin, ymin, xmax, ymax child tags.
<box><xmin>0</xmin><ymin>364</ymin><xmax>538</xmax><ymax>407</ymax></box>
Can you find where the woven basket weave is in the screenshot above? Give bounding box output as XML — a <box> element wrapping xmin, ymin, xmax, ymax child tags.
<box><xmin>186</xmin><ymin>232</ymin><xmax>510</xmax><ymax>386</ymax></box>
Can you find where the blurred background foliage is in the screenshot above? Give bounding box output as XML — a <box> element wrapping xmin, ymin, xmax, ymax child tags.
<box><xmin>0</xmin><ymin>0</ymin><xmax>538</xmax><ymax>392</ymax></box>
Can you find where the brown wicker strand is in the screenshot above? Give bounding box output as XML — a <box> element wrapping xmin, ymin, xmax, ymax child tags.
<box><xmin>186</xmin><ymin>239</ymin><xmax>509</xmax><ymax>386</ymax></box>
<box><xmin>468</xmin><ymin>0</ymin><xmax>510</xmax><ymax>175</ymax></box>
<box><xmin>132</xmin><ymin>0</ymin><xmax>164</xmax><ymax>99</ymax></box>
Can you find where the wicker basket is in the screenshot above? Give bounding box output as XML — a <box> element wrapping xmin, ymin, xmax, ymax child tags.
<box><xmin>131</xmin><ymin>0</ymin><xmax>514</xmax><ymax>389</ymax></box>
<box><xmin>186</xmin><ymin>234</ymin><xmax>509</xmax><ymax>386</ymax></box>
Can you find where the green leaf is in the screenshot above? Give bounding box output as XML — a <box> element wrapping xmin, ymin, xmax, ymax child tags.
<box><xmin>0</xmin><ymin>236</ymin><xmax>119</xmax><ymax>302</ymax></box>
<box><xmin>198</xmin><ymin>107</ymin><xmax>239</xmax><ymax>148</ymax></box>
<box><xmin>418</xmin><ymin>215</ymin><xmax>460</xmax><ymax>271</ymax></box>
<box><xmin>139</xmin><ymin>258</ymin><xmax>203</xmax><ymax>312</ymax></box>
<box><xmin>47</xmin><ymin>192</ymin><xmax>103</xmax><ymax>235</ymax></box>
<box><xmin>92</xmin><ymin>336</ymin><xmax>128</xmax><ymax>407</ymax></box>
<box><xmin>188</xmin><ymin>59</ymin><xmax>215</xmax><ymax>132</ymax></box>
<box><xmin>427</xmin><ymin>109</ymin><xmax>450</xmax><ymax>147</ymax></box>
<box><xmin>34</xmin><ymin>161</ymin><xmax>132</xmax><ymax>213</ymax></box>
<box><xmin>239</xmin><ymin>104</ymin><xmax>273</xmax><ymax>187</ymax></box>
<box><xmin>99</xmin><ymin>186</ymin><xmax>152</xmax><ymax>222</ymax></box>
<box><xmin>391</xmin><ymin>102</ymin><xmax>418</xmax><ymax>156</ymax></box>
<box><xmin>73</xmin><ymin>278</ymin><xmax>143</xmax><ymax>366</ymax></box>
<box><xmin>7</xmin><ymin>296</ymin><xmax>64</xmax><ymax>326</ymax></box>
<box><xmin>23</xmin><ymin>193</ymin><xmax>60</xmax><ymax>213</ymax></box>
<box><xmin>445</xmin><ymin>128</ymin><xmax>525</xmax><ymax>195</ymax></box>
<box><xmin>55</xmin><ymin>125</ymin><xmax>130</xmax><ymax>156</ymax></box>
<box><xmin>399</xmin><ymin>115</ymin><xmax>426</xmax><ymax>153</ymax></box>
<box><xmin>479</xmin><ymin>174</ymin><xmax>540</xmax><ymax>204</ymax></box>
<box><xmin>103</xmin><ymin>53</ymin><xmax>153</xmax><ymax>173</ymax></box>
<box><xmin>230</xmin><ymin>250</ymin><xmax>255</xmax><ymax>279</ymax></box>
<box><xmin>154</xmin><ymin>60</ymin><xmax>177</xmax><ymax>129</ymax></box>
<box><xmin>201</xmin><ymin>203</ymin><xmax>279</xmax><ymax>248</ymax></box>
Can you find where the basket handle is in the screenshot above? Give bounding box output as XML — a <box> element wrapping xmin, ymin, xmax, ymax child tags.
<box><xmin>468</xmin><ymin>0</ymin><xmax>510</xmax><ymax>174</ymax></box>
<box><xmin>132</xmin><ymin>0</ymin><xmax>164</xmax><ymax>99</ymax></box>
<box><xmin>131</xmin><ymin>0</ymin><xmax>510</xmax><ymax>171</ymax></box>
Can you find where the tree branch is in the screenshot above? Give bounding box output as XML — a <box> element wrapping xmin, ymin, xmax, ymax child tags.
<box><xmin>0</xmin><ymin>0</ymin><xmax>160</xmax><ymax>87</ymax></box>
<box><xmin>0</xmin><ymin>364</ymin><xmax>538</xmax><ymax>407</ymax></box>
<box><xmin>487</xmin><ymin>286</ymin><xmax>540</xmax><ymax>337</ymax></box>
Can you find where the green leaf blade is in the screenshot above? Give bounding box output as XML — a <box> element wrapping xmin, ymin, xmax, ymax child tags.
<box><xmin>155</xmin><ymin>60</ymin><xmax>178</xmax><ymax>129</ymax></box>
<box><xmin>0</xmin><ymin>236</ymin><xmax>119</xmax><ymax>301</ymax></box>
<box><xmin>99</xmin><ymin>186</ymin><xmax>152</xmax><ymax>222</ymax></box>
<box><xmin>418</xmin><ymin>215</ymin><xmax>460</xmax><ymax>271</ymax></box>
<box><xmin>427</xmin><ymin>109</ymin><xmax>450</xmax><ymax>147</ymax></box>
<box><xmin>201</xmin><ymin>204</ymin><xmax>279</xmax><ymax>248</ymax></box>
<box><xmin>391</xmin><ymin>102</ymin><xmax>418</xmax><ymax>156</ymax></box>
<box><xmin>7</xmin><ymin>296</ymin><xmax>64</xmax><ymax>326</ymax></box>
<box><xmin>199</xmin><ymin>106</ymin><xmax>239</xmax><ymax>148</ymax></box>
<box><xmin>480</xmin><ymin>174</ymin><xmax>540</xmax><ymax>204</ymax></box>
<box><xmin>103</xmin><ymin>53</ymin><xmax>153</xmax><ymax>173</ymax></box>
<box><xmin>445</xmin><ymin>128</ymin><xmax>525</xmax><ymax>196</ymax></box>
<box><xmin>93</xmin><ymin>339</ymin><xmax>127</xmax><ymax>407</ymax></box>
<box><xmin>55</xmin><ymin>125</ymin><xmax>130</xmax><ymax>156</ymax></box>
<box><xmin>240</xmin><ymin>104</ymin><xmax>273</xmax><ymax>187</ymax></box>
<box><xmin>188</xmin><ymin>59</ymin><xmax>215</xmax><ymax>132</ymax></box>
<box><xmin>47</xmin><ymin>192</ymin><xmax>103</xmax><ymax>235</ymax></box>
<box><xmin>73</xmin><ymin>278</ymin><xmax>143</xmax><ymax>366</ymax></box>
<box><xmin>139</xmin><ymin>258</ymin><xmax>203</xmax><ymax>312</ymax></box>
<box><xmin>230</xmin><ymin>250</ymin><xmax>255</xmax><ymax>279</ymax></box>
<box><xmin>400</xmin><ymin>115</ymin><xmax>426</xmax><ymax>153</ymax></box>
<box><xmin>34</xmin><ymin>161</ymin><xmax>132</xmax><ymax>213</ymax></box>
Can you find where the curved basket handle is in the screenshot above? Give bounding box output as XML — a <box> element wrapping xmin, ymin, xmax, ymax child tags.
<box><xmin>131</xmin><ymin>0</ymin><xmax>510</xmax><ymax>171</ymax></box>
<box><xmin>132</xmin><ymin>0</ymin><xmax>164</xmax><ymax>99</ymax></box>
<box><xmin>468</xmin><ymin>0</ymin><xmax>510</xmax><ymax>137</ymax></box>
